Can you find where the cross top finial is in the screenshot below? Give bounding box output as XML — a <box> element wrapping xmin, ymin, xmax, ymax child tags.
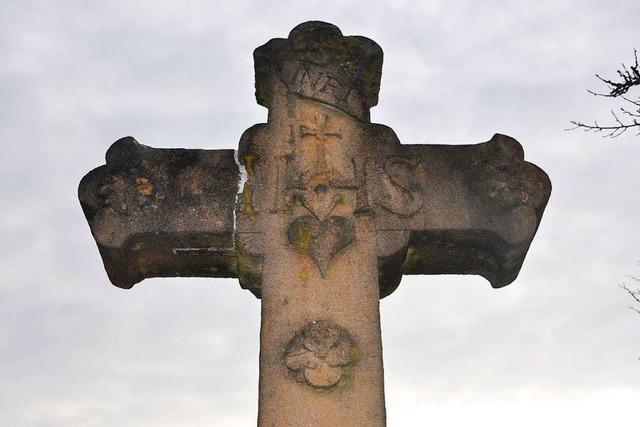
<box><xmin>253</xmin><ymin>21</ymin><xmax>383</xmax><ymax>120</ymax></box>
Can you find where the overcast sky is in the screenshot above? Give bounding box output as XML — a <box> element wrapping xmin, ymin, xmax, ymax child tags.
<box><xmin>1</xmin><ymin>1</ymin><xmax>639</xmax><ymax>426</ymax></box>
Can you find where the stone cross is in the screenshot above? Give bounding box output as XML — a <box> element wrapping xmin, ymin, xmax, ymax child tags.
<box><xmin>79</xmin><ymin>22</ymin><xmax>551</xmax><ymax>426</ymax></box>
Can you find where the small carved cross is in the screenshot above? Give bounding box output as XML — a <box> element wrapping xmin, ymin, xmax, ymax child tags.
<box><xmin>79</xmin><ymin>21</ymin><xmax>551</xmax><ymax>427</ymax></box>
<box><xmin>299</xmin><ymin>115</ymin><xmax>342</xmax><ymax>175</ymax></box>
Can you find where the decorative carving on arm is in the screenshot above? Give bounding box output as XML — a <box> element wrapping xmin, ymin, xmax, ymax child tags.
<box><xmin>372</xmin><ymin>156</ymin><xmax>424</xmax><ymax>217</ymax></box>
<box><xmin>284</xmin><ymin>320</ymin><xmax>356</xmax><ymax>388</ymax></box>
<box><xmin>398</xmin><ymin>134</ymin><xmax>552</xmax><ymax>288</ymax></box>
<box><xmin>78</xmin><ymin>137</ymin><xmax>240</xmax><ymax>288</ymax></box>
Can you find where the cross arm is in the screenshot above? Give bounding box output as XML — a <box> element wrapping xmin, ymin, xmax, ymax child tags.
<box><xmin>78</xmin><ymin>137</ymin><xmax>241</xmax><ymax>288</ymax></box>
<box><xmin>368</xmin><ymin>129</ymin><xmax>551</xmax><ymax>295</ymax></box>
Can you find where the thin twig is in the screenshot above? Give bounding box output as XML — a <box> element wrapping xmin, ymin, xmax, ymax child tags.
<box><xmin>569</xmin><ymin>50</ymin><xmax>640</xmax><ymax>137</ymax></box>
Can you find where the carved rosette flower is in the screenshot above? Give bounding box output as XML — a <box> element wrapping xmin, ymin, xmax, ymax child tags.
<box><xmin>284</xmin><ymin>320</ymin><xmax>356</xmax><ymax>388</ymax></box>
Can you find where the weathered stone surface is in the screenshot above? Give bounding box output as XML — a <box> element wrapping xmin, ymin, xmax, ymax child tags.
<box><xmin>79</xmin><ymin>131</ymin><xmax>549</xmax><ymax>296</ymax></box>
<box><xmin>78</xmin><ymin>21</ymin><xmax>551</xmax><ymax>427</ymax></box>
<box><xmin>78</xmin><ymin>136</ymin><xmax>240</xmax><ymax>288</ymax></box>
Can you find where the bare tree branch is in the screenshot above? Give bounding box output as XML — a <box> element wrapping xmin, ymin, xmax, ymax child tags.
<box><xmin>588</xmin><ymin>50</ymin><xmax>640</xmax><ymax>97</ymax></box>
<box><xmin>568</xmin><ymin>115</ymin><xmax>640</xmax><ymax>137</ymax></box>
<box><xmin>620</xmin><ymin>274</ymin><xmax>640</xmax><ymax>315</ymax></box>
<box><xmin>621</xmin><ymin>95</ymin><xmax>640</xmax><ymax>107</ymax></box>
<box><xmin>569</xmin><ymin>50</ymin><xmax>640</xmax><ymax>138</ymax></box>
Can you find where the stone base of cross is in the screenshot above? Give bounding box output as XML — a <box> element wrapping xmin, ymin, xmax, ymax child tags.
<box><xmin>79</xmin><ymin>21</ymin><xmax>551</xmax><ymax>426</ymax></box>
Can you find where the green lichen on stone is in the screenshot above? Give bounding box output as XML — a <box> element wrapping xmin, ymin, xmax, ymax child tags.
<box><xmin>236</xmin><ymin>245</ymin><xmax>263</xmax><ymax>298</ymax></box>
<box><xmin>255</xmin><ymin>83</ymin><xmax>269</xmax><ymax>107</ymax></box>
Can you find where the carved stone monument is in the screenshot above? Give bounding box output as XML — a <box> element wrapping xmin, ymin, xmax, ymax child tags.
<box><xmin>79</xmin><ymin>21</ymin><xmax>551</xmax><ymax>426</ymax></box>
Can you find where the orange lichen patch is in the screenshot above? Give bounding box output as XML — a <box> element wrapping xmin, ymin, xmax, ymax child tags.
<box><xmin>136</xmin><ymin>177</ymin><xmax>153</xmax><ymax>196</ymax></box>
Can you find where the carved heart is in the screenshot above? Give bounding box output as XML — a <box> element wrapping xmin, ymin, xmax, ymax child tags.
<box><xmin>287</xmin><ymin>215</ymin><xmax>355</xmax><ymax>277</ymax></box>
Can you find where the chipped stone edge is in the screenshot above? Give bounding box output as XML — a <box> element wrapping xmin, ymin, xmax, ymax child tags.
<box><xmin>233</xmin><ymin>149</ymin><xmax>249</xmax><ymax>247</ymax></box>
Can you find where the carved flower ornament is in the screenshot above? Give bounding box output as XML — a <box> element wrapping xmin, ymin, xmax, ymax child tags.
<box><xmin>284</xmin><ymin>320</ymin><xmax>356</xmax><ymax>388</ymax></box>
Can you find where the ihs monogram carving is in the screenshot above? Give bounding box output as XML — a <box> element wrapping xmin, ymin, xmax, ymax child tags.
<box><xmin>373</xmin><ymin>157</ymin><xmax>424</xmax><ymax>217</ymax></box>
<box><xmin>272</xmin><ymin>111</ymin><xmax>358</xmax><ymax>277</ymax></box>
<box><xmin>284</xmin><ymin>320</ymin><xmax>356</xmax><ymax>388</ymax></box>
<box><xmin>274</xmin><ymin>111</ymin><xmax>427</xmax><ymax>277</ymax></box>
